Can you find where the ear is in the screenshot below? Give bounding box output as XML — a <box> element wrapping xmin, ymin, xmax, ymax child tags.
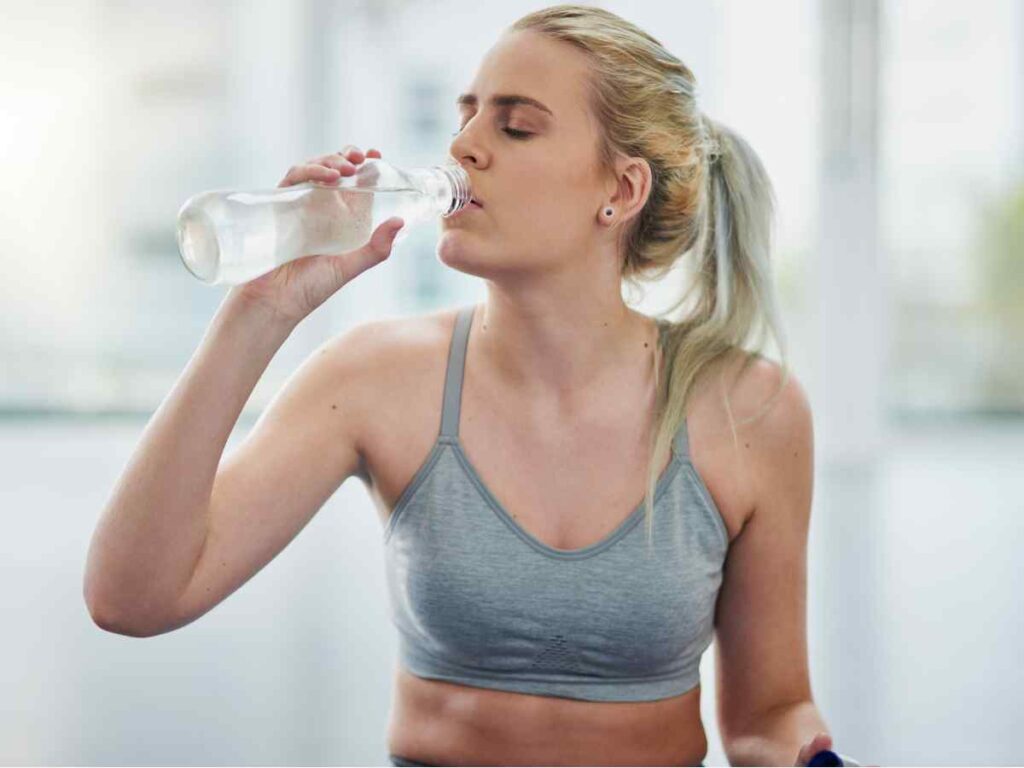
<box><xmin>604</xmin><ymin>155</ymin><xmax>653</xmax><ymax>223</ymax></box>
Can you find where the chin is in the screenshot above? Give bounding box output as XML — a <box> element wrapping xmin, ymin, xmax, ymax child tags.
<box><xmin>436</xmin><ymin>232</ymin><xmax>505</xmax><ymax>279</ymax></box>
<box><xmin>437</xmin><ymin>230</ymin><xmax>478</xmax><ymax>267</ymax></box>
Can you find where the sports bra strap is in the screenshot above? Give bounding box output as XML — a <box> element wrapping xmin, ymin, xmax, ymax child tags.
<box><xmin>673</xmin><ymin>414</ymin><xmax>691</xmax><ymax>459</ymax></box>
<box><xmin>439</xmin><ymin>305</ymin><xmax>474</xmax><ymax>438</ymax></box>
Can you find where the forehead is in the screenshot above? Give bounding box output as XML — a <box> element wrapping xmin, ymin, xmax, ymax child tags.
<box><xmin>463</xmin><ymin>30</ymin><xmax>593</xmax><ymax>121</ymax></box>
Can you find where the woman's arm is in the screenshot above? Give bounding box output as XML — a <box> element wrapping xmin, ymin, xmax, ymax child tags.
<box><xmin>709</xmin><ymin>361</ymin><xmax>827</xmax><ymax>766</ymax></box>
<box><xmin>83</xmin><ymin>289</ymin><xmax>298</xmax><ymax>634</ymax></box>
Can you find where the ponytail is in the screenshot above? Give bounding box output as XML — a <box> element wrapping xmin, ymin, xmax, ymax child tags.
<box><xmin>642</xmin><ymin>115</ymin><xmax>791</xmax><ymax>547</ymax></box>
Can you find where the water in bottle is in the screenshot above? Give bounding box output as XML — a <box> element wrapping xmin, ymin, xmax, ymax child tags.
<box><xmin>176</xmin><ymin>158</ymin><xmax>471</xmax><ymax>286</ymax></box>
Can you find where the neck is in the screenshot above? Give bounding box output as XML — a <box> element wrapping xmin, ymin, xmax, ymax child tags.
<box><xmin>474</xmin><ymin>285</ymin><xmax>658</xmax><ymax>409</ymax></box>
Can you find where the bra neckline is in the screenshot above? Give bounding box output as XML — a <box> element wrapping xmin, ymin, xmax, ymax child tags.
<box><xmin>443</xmin><ymin>434</ymin><xmax>685</xmax><ymax>560</ymax></box>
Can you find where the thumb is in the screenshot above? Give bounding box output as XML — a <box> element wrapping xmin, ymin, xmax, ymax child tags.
<box><xmin>369</xmin><ymin>217</ymin><xmax>405</xmax><ymax>258</ymax></box>
<box><xmin>331</xmin><ymin>217</ymin><xmax>405</xmax><ymax>283</ymax></box>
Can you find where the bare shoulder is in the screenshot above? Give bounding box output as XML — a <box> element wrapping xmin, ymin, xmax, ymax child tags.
<box><xmin>323</xmin><ymin>305</ymin><xmax>456</xmax><ymax>385</ymax></box>
<box><xmin>714</xmin><ymin>349</ymin><xmax>813</xmax><ymax>483</ymax></box>
<box><xmin>731</xmin><ymin>355</ymin><xmax>814</xmax><ymax>496</ymax></box>
<box><xmin>729</xmin><ymin>352</ymin><xmax>811</xmax><ymax>448</ymax></box>
<box><xmin>686</xmin><ymin>348</ymin><xmax>811</xmax><ymax>533</ymax></box>
<box><xmin>692</xmin><ymin>348</ymin><xmax>807</xmax><ymax>433</ymax></box>
<box><xmin>321</xmin><ymin>305</ymin><xmax>464</xmax><ymax>468</ymax></box>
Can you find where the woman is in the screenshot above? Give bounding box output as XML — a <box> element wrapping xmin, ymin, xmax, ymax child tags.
<box><xmin>85</xmin><ymin>4</ymin><xmax>836</xmax><ymax>766</ymax></box>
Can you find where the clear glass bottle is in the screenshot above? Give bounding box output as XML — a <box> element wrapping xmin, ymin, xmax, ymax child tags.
<box><xmin>176</xmin><ymin>158</ymin><xmax>471</xmax><ymax>286</ymax></box>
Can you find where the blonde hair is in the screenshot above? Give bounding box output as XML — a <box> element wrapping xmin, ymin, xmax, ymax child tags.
<box><xmin>509</xmin><ymin>5</ymin><xmax>792</xmax><ymax>548</ymax></box>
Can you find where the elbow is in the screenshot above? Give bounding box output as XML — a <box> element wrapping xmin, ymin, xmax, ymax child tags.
<box><xmin>84</xmin><ymin>589</ymin><xmax>173</xmax><ymax>638</ymax></box>
<box><xmin>83</xmin><ymin>571</ymin><xmax>180</xmax><ymax>638</ymax></box>
<box><xmin>86</xmin><ymin>599</ymin><xmax>157</xmax><ymax>638</ymax></box>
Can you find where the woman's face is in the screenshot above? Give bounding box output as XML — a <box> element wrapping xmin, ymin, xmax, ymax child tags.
<box><xmin>438</xmin><ymin>30</ymin><xmax>614</xmax><ymax>279</ymax></box>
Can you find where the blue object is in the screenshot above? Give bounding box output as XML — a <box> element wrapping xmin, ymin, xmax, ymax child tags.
<box><xmin>808</xmin><ymin>749</ymin><xmax>845</xmax><ymax>766</ymax></box>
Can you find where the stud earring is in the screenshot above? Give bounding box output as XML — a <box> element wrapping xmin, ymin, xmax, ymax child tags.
<box><xmin>604</xmin><ymin>207</ymin><xmax>614</xmax><ymax>217</ymax></box>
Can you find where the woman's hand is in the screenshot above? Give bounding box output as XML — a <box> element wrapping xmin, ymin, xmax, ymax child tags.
<box><xmin>229</xmin><ymin>145</ymin><xmax>404</xmax><ymax>325</ymax></box>
<box><xmin>795</xmin><ymin>732</ymin><xmax>834</xmax><ymax>765</ymax></box>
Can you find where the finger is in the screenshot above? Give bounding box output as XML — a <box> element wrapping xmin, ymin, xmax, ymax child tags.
<box><xmin>314</xmin><ymin>146</ymin><xmax>363</xmax><ymax>171</ymax></box>
<box><xmin>317</xmin><ymin>145</ymin><xmax>369</xmax><ymax>175</ymax></box>
<box><xmin>316</xmin><ymin>154</ymin><xmax>358</xmax><ymax>174</ymax></box>
<box><xmin>332</xmin><ymin>217</ymin><xmax>404</xmax><ymax>280</ymax></box>
<box><xmin>336</xmin><ymin>145</ymin><xmax>365</xmax><ymax>163</ymax></box>
<box><xmin>278</xmin><ymin>163</ymin><xmax>341</xmax><ymax>187</ymax></box>
<box><xmin>366</xmin><ymin>148</ymin><xmax>382</xmax><ymax>158</ymax></box>
<box><xmin>800</xmin><ymin>734</ymin><xmax>833</xmax><ymax>765</ymax></box>
<box><xmin>364</xmin><ymin>217</ymin><xmax>404</xmax><ymax>259</ymax></box>
<box><xmin>800</xmin><ymin>738</ymin><xmax>822</xmax><ymax>765</ymax></box>
<box><xmin>798</xmin><ymin>743</ymin><xmax>812</xmax><ymax>765</ymax></box>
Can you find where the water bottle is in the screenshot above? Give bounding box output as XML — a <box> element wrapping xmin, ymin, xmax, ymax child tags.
<box><xmin>175</xmin><ymin>158</ymin><xmax>472</xmax><ymax>286</ymax></box>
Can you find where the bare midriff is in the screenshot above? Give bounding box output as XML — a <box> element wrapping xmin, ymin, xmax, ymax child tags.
<box><xmin>386</xmin><ymin>666</ymin><xmax>709</xmax><ymax>766</ymax></box>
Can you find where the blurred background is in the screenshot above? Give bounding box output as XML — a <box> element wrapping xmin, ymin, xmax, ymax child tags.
<box><xmin>1</xmin><ymin>0</ymin><xmax>1021</xmax><ymax>765</ymax></box>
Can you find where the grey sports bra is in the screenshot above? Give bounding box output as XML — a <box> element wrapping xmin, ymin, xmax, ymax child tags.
<box><xmin>383</xmin><ymin>305</ymin><xmax>729</xmax><ymax>702</ymax></box>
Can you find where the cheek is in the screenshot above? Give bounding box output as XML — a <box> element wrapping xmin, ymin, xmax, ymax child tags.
<box><xmin>514</xmin><ymin>185</ymin><xmax>593</xmax><ymax>247</ymax></box>
<box><xmin>512</xmin><ymin>158</ymin><xmax>592</xmax><ymax>217</ymax></box>
<box><xmin>523</xmin><ymin>157</ymin><xmax>598</xmax><ymax>223</ymax></box>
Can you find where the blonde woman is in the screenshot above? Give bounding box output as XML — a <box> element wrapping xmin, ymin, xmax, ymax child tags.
<box><xmin>86</xmin><ymin>5</ymin><xmax>844</xmax><ymax>766</ymax></box>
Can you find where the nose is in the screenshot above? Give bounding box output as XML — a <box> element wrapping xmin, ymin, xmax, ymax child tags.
<box><xmin>450</xmin><ymin>150</ymin><xmax>481</xmax><ymax>172</ymax></box>
<box><xmin>449</xmin><ymin>125</ymin><xmax>487</xmax><ymax>170</ymax></box>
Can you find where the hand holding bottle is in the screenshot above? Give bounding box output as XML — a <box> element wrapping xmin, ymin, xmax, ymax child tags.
<box><xmin>177</xmin><ymin>147</ymin><xmax>470</xmax><ymax>310</ymax></box>
<box><xmin>227</xmin><ymin>145</ymin><xmax>404</xmax><ymax>324</ymax></box>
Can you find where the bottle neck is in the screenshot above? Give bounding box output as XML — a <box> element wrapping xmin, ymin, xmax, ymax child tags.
<box><xmin>409</xmin><ymin>164</ymin><xmax>471</xmax><ymax>216</ymax></box>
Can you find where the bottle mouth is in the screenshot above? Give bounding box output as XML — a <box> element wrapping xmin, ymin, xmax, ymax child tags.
<box><xmin>436</xmin><ymin>162</ymin><xmax>471</xmax><ymax>216</ymax></box>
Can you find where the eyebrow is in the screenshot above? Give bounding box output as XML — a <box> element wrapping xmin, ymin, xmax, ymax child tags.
<box><xmin>456</xmin><ymin>93</ymin><xmax>554</xmax><ymax>117</ymax></box>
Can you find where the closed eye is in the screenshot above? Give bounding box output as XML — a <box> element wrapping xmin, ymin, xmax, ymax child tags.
<box><xmin>451</xmin><ymin>126</ymin><xmax>533</xmax><ymax>140</ymax></box>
